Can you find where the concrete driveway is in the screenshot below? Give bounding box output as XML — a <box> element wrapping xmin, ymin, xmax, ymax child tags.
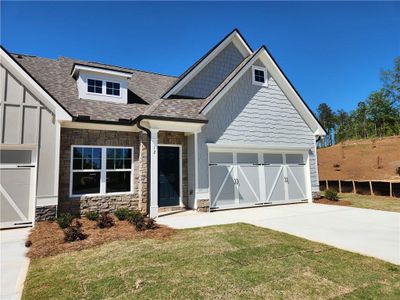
<box><xmin>1</xmin><ymin>228</ymin><xmax>30</xmax><ymax>300</ymax></box>
<box><xmin>158</xmin><ymin>203</ymin><xmax>400</xmax><ymax>265</ymax></box>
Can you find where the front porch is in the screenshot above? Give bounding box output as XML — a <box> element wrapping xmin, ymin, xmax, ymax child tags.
<box><xmin>141</xmin><ymin>119</ymin><xmax>204</xmax><ymax>218</ymax></box>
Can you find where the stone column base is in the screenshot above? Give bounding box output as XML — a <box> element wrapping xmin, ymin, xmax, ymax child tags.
<box><xmin>196</xmin><ymin>199</ymin><xmax>209</xmax><ymax>212</ymax></box>
<box><xmin>35</xmin><ymin>205</ymin><xmax>57</xmax><ymax>221</ymax></box>
<box><xmin>312</xmin><ymin>191</ymin><xmax>322</xmax><ymax>199</ymax></box>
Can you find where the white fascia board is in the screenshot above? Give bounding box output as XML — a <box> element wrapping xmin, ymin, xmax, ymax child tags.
<box><xmin>164</xmin><ymin>31</ymin><xmax>252</xmax><ymax>98</ymax></box>
<box><xmin>1</xmin><ymin>48</ymin><xmax>72</xmax><ymax>121</ymax></box>
<box><xmin>143</xmin><ymin>119</ymin><xmax>204</xmax><ymax>133</ymax></box>
<box><xmin>61</xmin><ymin>121</ymin><xmax>139</xmax><ymax>132</ymax></box>
<box><xmin>202</xmin><ymin>48</ymin><xmax>326</xmax><ymax>136</ymax></box>
<box><xmin>71</xmin><ymin>65</ymin><xmax>132</xmax><ymax>79</ymax></box>
<box><xmin>207</xmin><ymin>143</ymin><xmax>311</xmax><ymax>152</ymax></box>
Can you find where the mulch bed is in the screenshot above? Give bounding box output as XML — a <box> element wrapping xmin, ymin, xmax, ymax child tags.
<box><xmin>314</xmin><ymin>198</ymin><xmax>352</xmax><ymax>206</ymax></box>
<box><xmin>27</xmin><ymin>217</ymin><xmax>175</xmax><ymax>259</ymax></box>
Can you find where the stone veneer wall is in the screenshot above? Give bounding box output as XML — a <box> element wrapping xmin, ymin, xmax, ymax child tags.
<box><xmin>35</xmin><ymin>205</ymin><xmax>57</xmax><ymax>221</ymax></box>
<box><xmin>158</xmin><ymin>131</ymin><xmax>189</xmax><ymax>207</ymax></box>
<box><xmin>58</xmin><ymin>128</ymin><xmax>147</xmax><ymax>215</ymax></box>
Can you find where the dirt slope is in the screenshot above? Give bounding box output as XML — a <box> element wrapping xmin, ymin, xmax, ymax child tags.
<box><xmin>317</xmin><ymin>136</ymin><xmax>400</xmax><ymax>181</ymax></box>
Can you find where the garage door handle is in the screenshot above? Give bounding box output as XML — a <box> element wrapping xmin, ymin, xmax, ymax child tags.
<box><xmin>17</xmin><ymin>165</ymin><xmax>35</xmax><ymax>168</ymax></box>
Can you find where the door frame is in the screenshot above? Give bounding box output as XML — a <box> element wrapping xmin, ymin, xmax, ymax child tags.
<box><xmin>158</xmin><ymin>144</ymin><xmax>183</xmax><ymax>207</ymax></box>
<box><xmin>0</xmin><ymin>144</ymin><xmax>37</xmax><ymax>229</ymax></box>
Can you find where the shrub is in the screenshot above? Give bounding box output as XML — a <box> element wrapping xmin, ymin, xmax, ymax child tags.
<box><xmin>127</xmin><ymin>210</ymin><xmax>144</xmax><ymax>224</ymax></box>
<box><xmin>84</xmin><ymin>211</ymin><xmax>99</xmax><ymax>221</ymax></box>
<box><xmin>325</xmin><ymin>189</ymin><xmax>339</xmax><ymax>201</ymax></box>
<box><xmin>128</xmin><ymin>211</ymin><xmax>158</xmax><ymax>231</ymax></box>
<box><xmin>56</xmin><ymin>213</ymin><xmax>75</xmax><ymax>229</ymax></box>
<box><xmin>64</xmin><ymin>220</ymin><xmax>88</xmax><ymax>242</ymax></box>
<box><xmin>114</xmin><ymin>207</ymin><xmax>131</xmax><ymax>221</ymax></box>
<box><xmin>97</xmin><ymin>212</ymin><xmax>115</xmax><ymax>228</ymax></box>
<box><xmin>145</xmin><ymin>218</ymin><xmax>158</xmax><ymax>230</ymax></box>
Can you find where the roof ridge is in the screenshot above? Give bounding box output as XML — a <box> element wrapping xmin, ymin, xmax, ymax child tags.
<box><xmin>58</xmin><ymin>56</ymin><xmax>177</xmax><ymax>78</ymax></box>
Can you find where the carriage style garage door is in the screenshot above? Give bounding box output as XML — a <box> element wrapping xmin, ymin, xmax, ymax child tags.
<box><xmin>209</xmin><ymin>151</ymin><xmax>308</xmax><ymax>210</ymax></box>
<box><xmin>0</xmin><ymin>149</ymin><xmax>35</xmax><ymax>229</ymax></box>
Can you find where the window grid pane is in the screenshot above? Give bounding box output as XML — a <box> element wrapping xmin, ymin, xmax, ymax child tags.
<box><xmin>106</xmin><ymin>147</ymin><xmax>132</xmax><ymax>170</ymax></box>
<box><xmin>73</xmin><ymin>147</ymin><xmax>102</xmax><ymax>170</ymax></box>
<box><xmin>106</xmin><ymin>81</ymin><xmax>120</xmax><ymax>96</ymax></box>
<box><xmin>87</xmin><ymin>79</ymin><xmax>103</xmax><ymax>94</ymax></box>
<box><xmin>254</xmin><ymin>69</ymin><xmax>265</xmax><ymax>83</ymax></box>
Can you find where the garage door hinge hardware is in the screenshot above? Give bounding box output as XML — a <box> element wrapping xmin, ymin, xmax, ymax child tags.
<box><xmin>253</xmin><ymin>163</ymin><xmax>263</xmax><ymax>166</ymax></box>
<box><xmin>299</xmin><ymin>163</ymin><xmax>306</xmax><ymax>166</ymax></box>
<box><xmin>301</xmin><ymin>199</ymin><xmax>308</xmax><ymax>202</ymax></box>
<box><xmin>262</xmin><ymin>163</ymin><xmax>270</xmax><ymax>165</ymax></box>
<box><xmin>14</xmin><ymin>222</ymin><xmax>32</xmax><ymax>225</ymax></box>
<box><xmin>208</xmin><ymin>163</ymin><xmax>217</xmax><ymax>166</ymax></box>
<box><xmin>17</xmin><ymin>165</ymin><xmax>35</xmax><ymax>168</ymax></box>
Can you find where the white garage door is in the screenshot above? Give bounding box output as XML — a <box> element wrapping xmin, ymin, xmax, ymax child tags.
<box><xmin>0</xmin><ymin>149</ymin><xmax>35</xmax><ymax>229</ymax></box>
<box><xmin>209</xmin><ymin>152</ymin><xmax>308</xmax><ymax>210</ymax></box>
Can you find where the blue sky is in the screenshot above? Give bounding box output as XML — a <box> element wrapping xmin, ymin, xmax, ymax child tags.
<box><xmin>1</xmin><ymin>1</ymin><xmax>399</xmax><ymax>112</ymax></box>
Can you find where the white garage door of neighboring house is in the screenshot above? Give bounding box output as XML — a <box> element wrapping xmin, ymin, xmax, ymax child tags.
<box><xmin>0</xmin><ymin>149</ymin><xmax>35</xmax><ymax>229</ymax></box>
<box><xmin>209</xmin><ymin>151</ymin><xmax>309</xmax><ymax>210</ymax></box>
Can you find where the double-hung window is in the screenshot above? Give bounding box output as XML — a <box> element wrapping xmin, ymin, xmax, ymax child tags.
<box><xmin>71</xmin><ymin>146</ymin><xmax>133</xmax><ymax>196</ymax></box>
<box><xmin>106</xmin><ymin>148</ymin><xmax>132</xmax><ymax>193</ymax></box>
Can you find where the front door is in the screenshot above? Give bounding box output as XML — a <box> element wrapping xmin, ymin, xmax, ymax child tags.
<box><xmin>158</xmin><ymin>146</ymin><xmax>180</xmax><ymax>207</ymax></box>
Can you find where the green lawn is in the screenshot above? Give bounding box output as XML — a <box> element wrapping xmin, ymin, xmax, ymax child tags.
<box><xmin>23</xmin><ymin>224</ymin><xmax>400</xmax><ymax>300</ymax></box>
<box><xmin>339</xmin><ymin>193</ymin><xmax>400</xmax><ymax>213</ymax></box>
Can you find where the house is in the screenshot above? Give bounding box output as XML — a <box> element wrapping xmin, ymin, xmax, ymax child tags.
<box><xmin>0</xmin><ymin>29</ymin><xmax>326</xmax><ymax>229</ymax></box>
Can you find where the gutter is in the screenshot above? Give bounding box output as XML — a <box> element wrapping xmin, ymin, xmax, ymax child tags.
<box><xmin>136</xmin><ymin>119</ymin><xmax>152</xmax><ymax>216</ymax></box>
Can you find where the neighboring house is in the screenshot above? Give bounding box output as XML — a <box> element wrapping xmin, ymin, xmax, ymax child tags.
<box><xmin>0</xmin><ymin>29</ymin><xmax>326</xmax><ymax>229</ymax></box>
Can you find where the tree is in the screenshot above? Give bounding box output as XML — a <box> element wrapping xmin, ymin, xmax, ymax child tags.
<box><xmin>334</xmin><ymin>109</ymin><xmax>350</xmax><ymax>142</ymax></box>
<box><xmin>381</xmin><ymin>57</ymin><xmax>400</xmax><ymax>108</ymax></box>
<box><xmin>317</xmin><ymin>103</ymin><xmax>336</xmax><ymax>146</ymax></box>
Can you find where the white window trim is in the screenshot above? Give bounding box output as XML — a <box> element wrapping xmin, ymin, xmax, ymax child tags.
<box><xmin>252</xmin><ymin>65</ymin><xmax>267</xmax><ymax>86</ymax></box>
<box><xmin>86</xmin><ymin>76</ymin><xmax>123</xmax><ymax>99</ymax></box>
<box><xmin>70</xmin><ymin>145</ymin><xmax>134</xmax><ymax>198</ymax></box>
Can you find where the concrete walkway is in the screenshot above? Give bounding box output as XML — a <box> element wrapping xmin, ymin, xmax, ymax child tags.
<box><xmin>158</xmin><ymin>203</ymin><xmax>400</xmax><ymax>265</ymax></box>
<box><xmin>1</xmin><ymin>228</ymin><xmax>30</xmax><ymax>300</ymax></box>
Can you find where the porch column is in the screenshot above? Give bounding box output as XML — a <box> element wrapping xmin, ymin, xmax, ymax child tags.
<box><xmin>149</xmin><ymin>129</ymin><xmax>159</xmax><ymax>218</ymax></box>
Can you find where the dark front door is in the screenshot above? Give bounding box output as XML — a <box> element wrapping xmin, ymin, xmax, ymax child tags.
<box><xmin>158</xmin><ymin>146</ymin><xmax>180</xmax><ymax>207</ymax></box>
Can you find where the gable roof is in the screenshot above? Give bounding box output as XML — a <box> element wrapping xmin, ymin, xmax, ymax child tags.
<box><xmin>162</xmin><ymin>29</ymin><xmax>253</xmax><ymax>99</ymax></box>
<box><xmin>0</xmin><ymin>46</ymin><xmax>71</xmax><ymax>121</ymax></box>
<box><xmin>200</xmin><ymin>46</ymin><xmax>326</xmax><ymax>136</ymax></box>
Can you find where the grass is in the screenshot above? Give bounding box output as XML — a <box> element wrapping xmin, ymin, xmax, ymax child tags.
<box><xmin>327</xmin><ymin>193</ymin><xmax>400</xmax><ymax>213</ymax></box>
<box><xmin>23</xmin><ymin>223</ymin><xmax>400</xmax><ymax>299</ymax></box>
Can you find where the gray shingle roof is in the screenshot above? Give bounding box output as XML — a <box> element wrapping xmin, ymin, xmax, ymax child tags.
<box><xmin>12</xmin><ymin>54</ymin><xmax>209</xmax><ymax>123</ymax></box>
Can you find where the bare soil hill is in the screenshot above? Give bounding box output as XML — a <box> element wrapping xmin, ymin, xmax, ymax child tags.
<box><xmin>317</xmin><ymin>136</ymin><xmax>400</xmax><ymax>181</ymax></box>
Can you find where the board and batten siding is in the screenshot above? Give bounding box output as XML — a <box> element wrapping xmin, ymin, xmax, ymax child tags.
<box><xmin>0</xmin><ymin>64</ymin><xmax>59</xmax><ymax>206</ymax></box>
<box><xmin>177</xmin><ymin>42</ymin><xmax>245</xmax><ymax>98</ymax></box>
<box><xmin>197</xmin><ymin>60</ymin><xmax>319</xmax><ymax>195</ymax></box>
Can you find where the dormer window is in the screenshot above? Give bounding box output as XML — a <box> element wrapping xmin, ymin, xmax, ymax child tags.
<box><xmin>72</xmin><ymin>64</ymin><xmax>132</xmax><ymax>104</ymax></box>
<box><xmin>87</xmin><ymin>79</ymin><xmax>102</xmax><ymax>94</ymax></box>
<box><xmin>106</xmin><ymin>82</ymin><xmax>120</xmax><ymax>96</ymax></box>
<box><xmin>252</xmin><ymin>66</ymin><xmax>267</xmax><ymax>86</ymax></box>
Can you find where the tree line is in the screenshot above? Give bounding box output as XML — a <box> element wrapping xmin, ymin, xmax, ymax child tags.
<box><xmin>316</xmin><ymin>57</ymin><xmax>400</xmax><ymax>147</ymax></box>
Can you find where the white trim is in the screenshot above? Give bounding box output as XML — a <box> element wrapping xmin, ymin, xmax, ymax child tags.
<box><xmin>163</xmin><ymin>30</ymin><xmax>252</xmax><ymax>98</ymax></box>
<box><xmin>252</xmin><ymin>65</ymin><xmax>267</xmax><ymax>87</ymax></box>
<box><xmin>193</xmin><ymin>132</ymin><xmax>199</xmax><ymax>210</ymax></box>
<box><xmin>158</xmin><ymin>144</ymin><xmax>183</xmax><ymax>208</ymax></box>
<box><xmin>0</xmin><ymin>48</ymin><xmax>71</xmax><ymax>122</ymax></box>
<box><xmin>69</xmin><ymin>145</ymin><xmax>134</xmax><ymax>198</ymax></box>
<box><xmin>207</xmin><ymin>143</ymin><xmax>311</xmax><ymax>152</ymax></box>
<box><xmin>61</xmin><ymin>121</ymin><xmax>139</xmax><ymax>132</ymax></box>
<box><xmin>143</xmin><ymin>119</ymin><xmax>204</xmax><ymax>133</ymax></box>
<box><xmin>149</xmin><ymin>129</ymin><xmax>159</xmax><ymax>218</ymax></box>
<box><xmin>201</xmin><ymin>47</ymin><xmax>326</xmax><ymax>136</ymax></box>
<box><xmin>71</xmin><ymin>64</ymin><xmax>132</xmax><ymax>78</ymax></box>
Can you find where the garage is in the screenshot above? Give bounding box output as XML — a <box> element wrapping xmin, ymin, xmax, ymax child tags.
<box><xmin>0</xmin><ymin>148</ymin><xmax>36</xmax><ymax>228</ymax></box>
<box><xmin>209</xmin><ymin>151</ymin><xmax>309</xmax><ymax>210</ymax></box>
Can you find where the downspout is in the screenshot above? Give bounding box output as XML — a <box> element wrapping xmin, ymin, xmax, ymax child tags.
<box><xmin>136</xmin><ymin>118</ymin><xmax>152</xmax><ymax>216</ymax></box>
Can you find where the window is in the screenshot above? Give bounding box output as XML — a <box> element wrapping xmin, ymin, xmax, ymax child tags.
<box><xmin>106</xmin><ymin>81</ymin><xmax>120</xmax><ymax>96</ymax></box>
<box><xmin>106</xmin><ymin>148</ymin><xmax>132</xmax><ymax>193</ymax></box>
<box><xmin>87</xmin><ymin>79</ymin><xmax>102</xmax><ymax>94</ymax></box>
<box><xmin>252</xmin><ymin>66</ymin><xmax>267</xmax><ymax>86</ymax></box>
<box><xmin>71</xmin><ymin>147</ymin><xmax>102</xmax><ymax>195</ymax></box>
<box><xmin>71</xmin><ymin>146</ymin><xmax>133</xmax><ymax>196</ymax></box>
